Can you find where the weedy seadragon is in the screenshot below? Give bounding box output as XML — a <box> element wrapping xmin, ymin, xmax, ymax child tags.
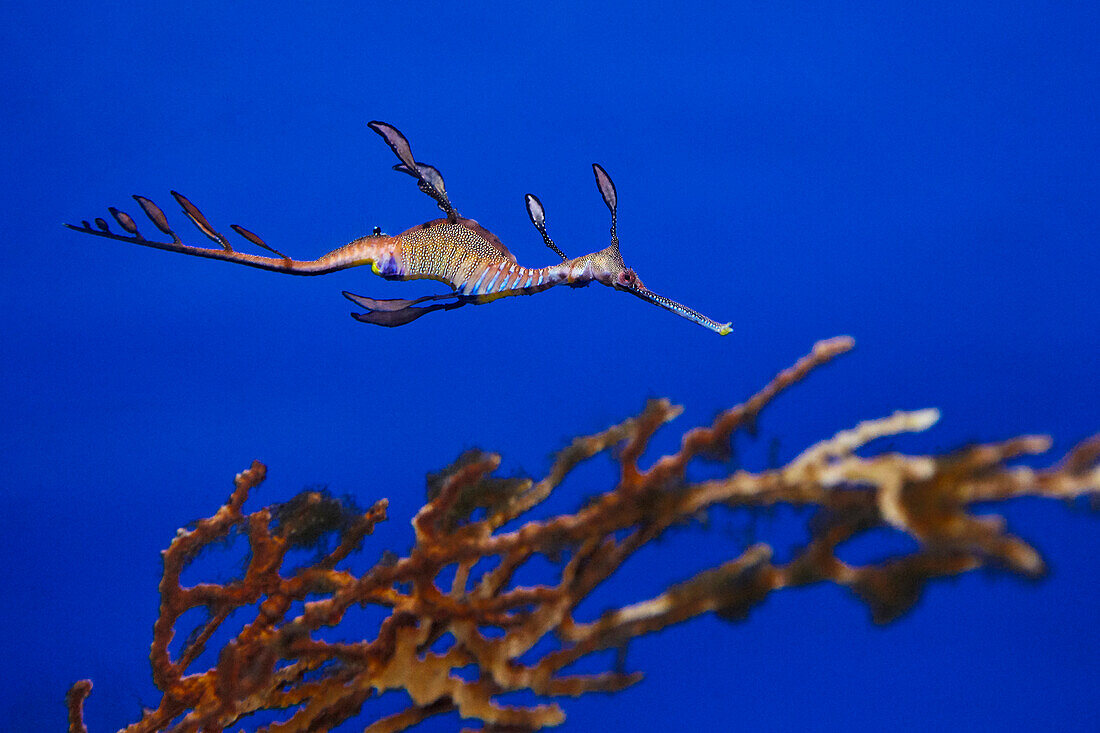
<box><xmin>67</xmin><ymin>122</ymin><xmax>731</xmax><ymax>334</ymax></box>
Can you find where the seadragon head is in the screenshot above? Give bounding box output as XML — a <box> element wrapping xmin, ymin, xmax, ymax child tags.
<box><xmin>526</xmin><ymin>163</ymin><xmax>732</xmax><ymax>336</ymax></box>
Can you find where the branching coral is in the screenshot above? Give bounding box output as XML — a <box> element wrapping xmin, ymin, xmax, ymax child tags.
<box><xmin>67</xmin><ymin>337</ymin><xmax>1100</xmax><ymax>732</ymax></box>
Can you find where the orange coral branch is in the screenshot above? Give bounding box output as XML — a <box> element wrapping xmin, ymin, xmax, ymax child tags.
<box><xmin>67</xmin><ymin>337</ymin><xmax>1099</xmax><ymax>732</ymax></box>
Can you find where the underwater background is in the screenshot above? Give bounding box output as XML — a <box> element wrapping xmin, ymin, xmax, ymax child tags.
<box><xmin>1</xmin><ymin>2</ymin><xmax>1097</xmax><ymax>730</ymax></box>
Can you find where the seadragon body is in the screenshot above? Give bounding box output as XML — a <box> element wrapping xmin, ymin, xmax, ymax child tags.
<box><xmin>67</xmin><ymin>121</ymin><xmax>731</xmax><ymax>334</ymax></box>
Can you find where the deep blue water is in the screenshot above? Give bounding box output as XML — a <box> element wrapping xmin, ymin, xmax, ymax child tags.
<box><xmin>1</xmin><ymin>2</ymin><xmax>1097</xmax><ymax>730</ymax></box>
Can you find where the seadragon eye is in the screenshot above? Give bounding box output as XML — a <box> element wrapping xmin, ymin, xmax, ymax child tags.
<box><xmin>615</xmin><ymin>269</ymin><xmax>639</xmax><ymax>288</ymax></box>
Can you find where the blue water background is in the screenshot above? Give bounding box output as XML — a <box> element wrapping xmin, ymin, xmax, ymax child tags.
<box><xmin>1</xmin><ymin>2</ymin><xmax>1097</xmax><ymax>730</ymax></box>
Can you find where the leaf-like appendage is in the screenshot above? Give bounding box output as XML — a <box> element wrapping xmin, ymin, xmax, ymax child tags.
<box><xmin>525</xmin><ymin>193</ymin><xmax>546</xmax><ymax>228</ymax></box>
<box><xmin>368</xmin><ymin>121</ymin><xmax>418</xmax><ymax>172</ymax></box>
<box><xmin>108</xmin><ymin>207</ymin><xmax>141</xmax><ymax>237</ymax></box>
<box><xmin>170</xmin><ymin>191</ymin><xmax>226</xmax><ymax>248</ymax></box>
<box><xmin>592</xmin><ymin>163</ymin><xmax>618</xmax><ymax>214</ymax></box>
<box><xmin>132</xmin><ymin>195</ymin><xmax>175</xmax><ymax>237</ymax></box>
